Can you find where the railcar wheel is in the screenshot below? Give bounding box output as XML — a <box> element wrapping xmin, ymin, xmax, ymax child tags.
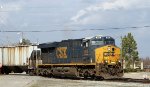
<box><xmin>26</xmin><ymin>71</ymin><xmax>29</xmax><ymax>74</ymax></box>
<box><xmin>4</xmin><ymin>70</ymin><xmax>10</xmax><ymax>75</ymax></box>
<box><xmin>29</xmin><ymin>71</ymin><xmax>34</xmax><ymax>76</ymax></box>
<box><xmin>1</xmin><ymin>70</ymin><xmax>4</xmax><ymax>74</ymax></box>
<box><xmin>5</xmin><ymin>72</ymin><xmax>9</xmax><ymax>75</ymax></box>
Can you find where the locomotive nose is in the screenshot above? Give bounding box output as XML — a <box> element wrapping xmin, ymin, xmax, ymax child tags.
<box><xmin>103</xmin><ymin>45</ymin><xmax>120</xmax><ymax>65</ymax></box>
<box><xmin>95</xmin><ymin>45</ymin><xmax>120</xmax><ymax>64</ymax></box>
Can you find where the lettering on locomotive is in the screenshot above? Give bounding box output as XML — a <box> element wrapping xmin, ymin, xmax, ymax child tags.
<box><xmin>56</xmin><ymin>47</ymin><xmax>67</xmax><ymax>58</ymax></box>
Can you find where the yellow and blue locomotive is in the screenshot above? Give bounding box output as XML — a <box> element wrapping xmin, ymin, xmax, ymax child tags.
<box><xmin>29</xmin><ymin>35</ymin><xmax>123</xmax><ymax>79</ymax></box>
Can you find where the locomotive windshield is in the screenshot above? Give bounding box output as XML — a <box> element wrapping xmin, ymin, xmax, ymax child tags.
<box><xmin>91</xmin><ymin>40</ymin><xmax>104</xmax><ymax>45</ymax></box>
<box><xmin>91</xmin><ymin>36</ymin><xmax>115</xmax><ymax>46</ymax></box>
<box><xmin>104</xmin><ymin>37</ymin><xmax>115</xmax><ymax>45</ymax></box>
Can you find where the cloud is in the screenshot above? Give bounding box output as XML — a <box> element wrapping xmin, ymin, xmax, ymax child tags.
<box><xmin>69</xmin><ymin>0</ymin><xmax>150</xmax><ymax>57</ymax></box>
<box><xmin>0</xmin><ymin>0</ymin><xmax>25</xmax><ymax>25</ymax></box>
<box><xmin>71</xmin><ymin>0</ymin><xmax>150</xmax><ymax>25</ymax></box>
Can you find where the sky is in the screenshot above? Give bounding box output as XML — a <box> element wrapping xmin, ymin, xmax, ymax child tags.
<box><xmin>0</xmin><ymin>0</ymin><xmax>150</xmax><ymax>58</ymax></box>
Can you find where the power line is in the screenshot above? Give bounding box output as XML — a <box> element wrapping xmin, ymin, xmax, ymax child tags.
<box><xmin>0</xmin><ymin>25</ymin><xmax>150</xmax><ymax>33</ymax></box>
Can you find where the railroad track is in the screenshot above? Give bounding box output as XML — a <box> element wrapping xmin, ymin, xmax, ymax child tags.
<box><xmin>40</xmin><ymin>75</ymin><xmax>150</xmax><ymax>84</ymax></box>
<box><xmin>105</xmin><ymin>78</ymin><xmax>150</xmax><ymax>84</ymax></box>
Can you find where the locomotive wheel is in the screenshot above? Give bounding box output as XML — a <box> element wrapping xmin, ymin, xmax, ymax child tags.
<box><xmin>84</xmin><ymin>71</ymin><xmax>89</xmax><ymax>79</ymax></box>
<box><xmin>109</xmin><ymin>68</ymin><xmax>116</xmax><ymax>76</ymax></box>
<box><xmin>95</xmin><ymin>76</ymin><xmax>104</xmax><ymax>81</ymax></box>
<box><xmin>49</xmin><ymin>70</ymin><xmax>53</xmax><ymax>78</ymax></box>
<box><xmin>49</xmin><ymin>73</ymin><xmax>53</xmax><ymax>78</ymax></box>
<box><xmin>44</xmin><ymin>71</ymin><xmax>47</xmax><ymax>76</ymax></box>
<box><xmin>91</xmin><ymin>74</ymin><xmax>96</xmax><ymax>80</ymax></box>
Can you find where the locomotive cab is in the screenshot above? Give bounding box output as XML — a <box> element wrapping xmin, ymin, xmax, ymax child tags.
<box><xmin>91</xmin><ymin>36</ymin><xmax>121</xmax><ymax>65</ymax></box>
<box><xmin>88</xmin><ymin>36</ymin><xmax>123</xmax><ymax>78</ymax></box>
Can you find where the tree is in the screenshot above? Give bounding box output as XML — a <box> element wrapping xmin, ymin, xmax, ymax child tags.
<box><xmin>121</xmin><ymin>33</ymin><xmax>139</xmax><ymax>68</ymax></box>
<box><xmin>19</xmin><ymin>38</ymin><xmax>32</xmax><ymax>45</ymax></box>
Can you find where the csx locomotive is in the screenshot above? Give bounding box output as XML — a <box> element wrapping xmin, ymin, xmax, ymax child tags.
<box><xmin>29</xmin><ymin>35</ymin><xmax>123</xmax><ymax>79</ymax></box>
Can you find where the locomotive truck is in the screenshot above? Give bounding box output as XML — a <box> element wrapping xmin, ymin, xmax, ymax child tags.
<box><xmin>29</xmin><ymin>35</ymin><xmax>123</xmax><ymax>79</ymax></box>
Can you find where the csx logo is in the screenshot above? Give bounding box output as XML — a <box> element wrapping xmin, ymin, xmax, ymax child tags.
<box><xmin>56</xmin><ymin>47</ymin><xmax>67</xmax><ymax>58</ymax></box>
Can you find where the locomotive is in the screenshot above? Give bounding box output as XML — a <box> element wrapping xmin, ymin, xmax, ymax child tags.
<box><xmin>29</xmin><ymin>35</ymin><xmax>123</xmax><ymax>79</ymax></box>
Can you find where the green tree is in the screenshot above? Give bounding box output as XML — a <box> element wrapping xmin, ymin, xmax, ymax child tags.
<box><xmin>121</xmin><ymin>33</ymin><xmax>139</xmax><ymax>68</ymax></box>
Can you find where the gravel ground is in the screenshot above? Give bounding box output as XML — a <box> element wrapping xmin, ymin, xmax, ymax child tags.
<box><xmin>123</xmin><ymin>72</ymin><xmax>150</xmax><ymax>79</ymax></box>
<box><xmin>0</xmin><ymin>72</ymin><xmax>150</xmax><ymax>87</ymax></box>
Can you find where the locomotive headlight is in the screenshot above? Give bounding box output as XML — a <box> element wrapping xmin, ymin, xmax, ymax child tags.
<box><xmin>108</xmin><ymin>47</ymin><xmax>111</xmax><ymax>51</ymax></box>
<box><xmin>104</xmin><ymin>53</ymin><xmax>107</xmax><ymax>56</ymax></box>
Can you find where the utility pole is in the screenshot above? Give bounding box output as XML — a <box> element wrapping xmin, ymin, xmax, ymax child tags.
<box><xmin>21</xmin><ymin>32</ymin><xmax>24</xmax><ymax>43</ymax></box>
